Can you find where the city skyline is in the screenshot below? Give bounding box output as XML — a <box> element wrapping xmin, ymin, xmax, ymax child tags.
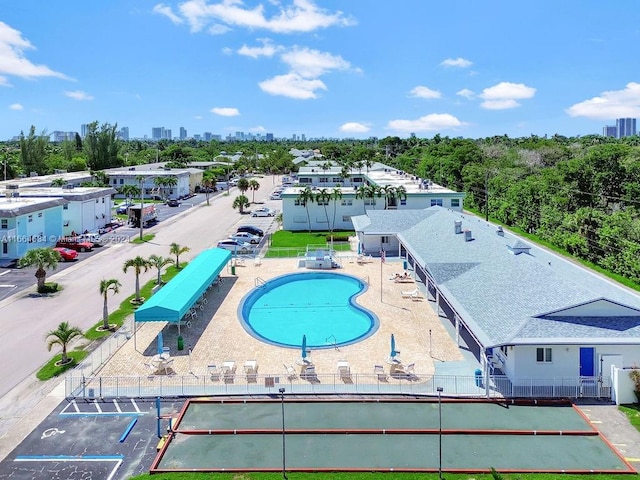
<box><xmin>2</xmin><ymin>1</ymin><xmax>640</xmax><ymax>141</ymax></box>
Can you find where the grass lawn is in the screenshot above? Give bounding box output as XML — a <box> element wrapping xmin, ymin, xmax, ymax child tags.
<box><xmin>131</xmin><ymin>234</ymin><xmax>156</xmax><ymax>244</ymax></box>
<box><xmin>36</xmin><ymin>349</ymin><xmax>89</xmax><ymax>380</ymax></box>
<box><xmin>266</xmin><ymin>230</ymin><xmax>354</xmax><ymax>257</ymax></box>
<box><xmin>619</xmin><ymin>404</ymin><xmax>640</xmax><ymax>431</ymax></box>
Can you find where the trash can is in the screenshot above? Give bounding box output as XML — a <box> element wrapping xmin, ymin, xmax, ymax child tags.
<box><xmin>474</xmin><ymin>368</ymin><xmax>482</xmax><ymax>387</ymax></box>
<box><xmin>177</xmin><ymin>335</ymin><xmax>184</xmax><ymax>351</ymax></box>
<box><xmin>231</xmin><ymin>265</ymin><xmax>236</xmax><ymax>275</ymax></box>
<box><xmin>403</xmin><ymin>260</ymin><xmax>408</xmax><ymax>270</ymax></box>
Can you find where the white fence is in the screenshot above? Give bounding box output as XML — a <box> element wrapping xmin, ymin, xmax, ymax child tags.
<box><xmin>64</xmin><ymin>372</ymin><xmax>611</xmax><ymax>400</ymax></box>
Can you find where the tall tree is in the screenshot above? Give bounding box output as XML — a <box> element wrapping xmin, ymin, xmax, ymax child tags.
<box><xmin>315</xmin><ymin>188</ymin><xmax>331</xmax><ymax>231</ymax></box>
<box><xmin>19</xmin><ymin>126</ymin><xmax>49</xmax><ymax>175</ymax></box>
<box><xmin>45</xmin><ymin>322</ymin><xmax>83</xmax><ymax>366</ymax></box>
<box><xmin>330</xmin><ymin>187</ymin><xmax>343</xmax><ymax>232</ymax></box>
<box><xmin>83</xmin><ymin>121</ymin><xmax>122</xmax><ymax>170</ymax></box>
<box><xmin>232</xmin><ymin>194</ymin><xmax>250</xmax><ymax>214</ymax></box>
<box><xmin>248</xmin><ymin>179</ymin><xmax>260</xmax><ymax>203</ymax></box>
<box><xmin>99</xmin><ymin>279</ymin><xmax>121</xmax><ymax>330</ymax></box>
<box><xmin>19</xmin><ymin>248</ymin><xmax>60</xmax><ymax>293</ymax></box>
<box><xmin>237</xmin><ymin>177</ymin><xmax>250</xmax><ymax>196</ymax></box>
<box><xmin>297</xmin><ymin>186</ymin><xmax>315</xmax><ymax>232</ymax></box>
<box><xmin>123</xmin><ymin>256</ymin><xmax>149</xmax><ymax>304</ymax></box>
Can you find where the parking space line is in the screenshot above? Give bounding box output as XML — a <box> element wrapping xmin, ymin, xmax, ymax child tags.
<box><xmin>14</xmin><ymin>455</ymin><xmax>123</xmax><ymax>480</ymax></box>
<box><xmin>0</xmin><ymin>270</ymin><xmax>9</xmax><ymax>277</ymax></box>
<box><xmin>93</xmin><ymin>399</ymin><xmax>102</xmax><ymax>413</ymax></box>
<box><xmin>131</xmin><ymin>399</ymin><xmax>141</xmax><ymax>413</ymax></box>
<box><xmin>113</xmin><ymin>399</ymin><xmax>122</xmax><ymax>413</ymax></box>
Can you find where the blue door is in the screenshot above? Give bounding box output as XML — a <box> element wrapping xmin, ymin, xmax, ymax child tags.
<box><xmin>579</xmin><ymin>347</ymin><xmax>595</xmax><ymax>376</ymax></box>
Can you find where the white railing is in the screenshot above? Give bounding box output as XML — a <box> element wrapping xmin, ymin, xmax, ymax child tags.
<box><xmin>64</xmin><ymin>372</ymin><xmax>611</xmax><ymax>400</ymax></box>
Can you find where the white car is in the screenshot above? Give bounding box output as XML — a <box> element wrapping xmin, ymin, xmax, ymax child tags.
<box><xmin>269</xmin><ymin>192</ymin><xmax>282</xmax><ymax>200</ymax></box>
<box><xmin>228</xmin><ymin>232</ymin><xmax>260</xmax><ymax>244</ymax></box>
<box><xmin>216</xmin><ymin>239</ymin><xmax>253</xmax><ymax>254</ymax></box>
<box><xmin>251</xmin><ymin>207</ymin><xmax>276</xmax><ymax>217</ymax></box>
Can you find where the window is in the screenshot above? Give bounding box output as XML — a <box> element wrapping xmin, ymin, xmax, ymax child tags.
<box><xmin>294</xmin><ymin>199</ymin><xmax>302</xmax><ymax>206</ymax></box>
<box><xmin>400</xmin><ymin>198</ymin><xmax>407</xmax><ymax>206</ymax></box>
<box><xmin>364</xmin><ymin>199</ymin><xmax>376</xmax><ymax>206</ymax></box>
<box><xmin>451</xmin><ymin>198</ymin><xmax>460</xmax><ymax>207</ymax></box>
<box><xmin>317</xmin><ymin>199</ymin><xmax>328</xmax><ymax>206</ymax></box>
<box><xmin>63</xmin><ymin>204</ymin><xmax>68</xmax><ymax>210</ymax></box>
<box><xmin>38</xmin><ymin>212</ymin><xmax>43</xmax><ymax>218</ymax></box>
<box><xmin>341</xmin><ymin>199</ymin><xmax>353</xmax><ymax>206</ymax></box>
<box><xmin>1</xmin><ymin>219</ymin><xmax>7</xmax><ymax>229</ymax></box>
<box><xmin>2</xmin><ymin>242</ymin><xmax>7</xmax><ymax>255</ymax></box>
<box><xmin>430</xmin><ymin>198</ymin><xmax>443</xmax><ymax>207</ymax></box>
<box><xmin>381</xmin><ymin>236</ymin><xmax>389</xmax><ymax>244</ymax></box>
<box><xmin>352</xmin><ymin>177</ymin><xmax>363</xmax><ymax>183</ymax></box>
<box><xmin>96</xmin><ymin>199</ymin><xmax>99</xmax><ymax>204</ymax></box>
<box><xmin>342</xmin><ymin>215</ymin><xmax>351</xmax><ymax>222</ymax></box>
<box><xmin>119</xmin><ymin>179</ymin><xmax>124</xmax><ymax>184</ymax></box>
<box><xmin>112</xmin><ymin>179</ymin><xmax>117</xmax><ymax>185</ymax></box>
<box><xmin>28</xmin><ymin>215</ymin><xmax>33</xmax><ymax>223</ymax></box>
<box><xmin>332</xmin><ymin>177</ymin><xmax>342</xmax><ymax>183</ymax></box>
<box><xmin>102</xmin><ymin>198</ymin><xmax>105</xmax><ymax>203</ymax></box>
<box><xmin>319</xmin><ymin>177</ymin><xmax>328</xmax><ymax>183</ymax></box>
<box><xmin>536</xmin><ymin>347</ymin><xmax>552</xmax><ymax>363</ymax></box>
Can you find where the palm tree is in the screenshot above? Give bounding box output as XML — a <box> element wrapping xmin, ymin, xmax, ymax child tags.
<box><xmin>237</xmin><ymin>177</ymin><xmax>250</xmax><ymax>196</ymax></box>
<box><xmin>355</xmin><ymin>185</ymin><xmax>368</xmax><ymax>214</ymax></box>
<box><xmin>169</xmin><ymin>243</ymin><xmax>190</xmax><ymax>270</ymax></box>
<box><xmin>163</xmin><ymin>176</ymin><xmax>178</xmax><ymax>199</ymax></box>
<box><xmin>202</xmin><ymin>171</ymin><xmax>216</xmax><ymax>206</ymax></box>
<box><xmin>19</xmin><ymin>248</ymin><xmax>60</xmax><ymax>293</ymax></box>
<box><xmin>297</xmin><ymin>186</ymin><xmax>315</xmax><ymax>232</ymax></box>
<box><xmin>99</xmin><ymin>279</ymin><xmax>121</xmax><ymax>330</ymax></box>
<box><xmin>148</xmin><ymin>254</ymin><xmax>174</xmax><ymax>284</ymax></box>
<box><xmin>118</xmin><ymin>184</ymin><xmax>140</xmax><ymax>204</ymax></box>
<box><xmin>45</xmin><ymin>321</ymin><xmax>83</xmax><ymax>365</ymax></box>
<box><xmin>123</xmin><ymin>256</ymin><xmax>149</xmax><ymax>304</ymax></box>
<box><xmin>248</xmin><ymin>179</ymin><xmax>260</xmax><ymax>203</ymax></box>
<box><xmin>315</xmin><ymin>188</ymin><xmax>331</xmax><ymax>232</ymax></box>
<box><xmin>232</xmin><ymin>195</ymin><xmax>250</xmax><ymax>214</ymax></box>
<box><xmin>330</xmin><ymin>187</ymin><xmax>343</xmax><ymax>232</ymax></box>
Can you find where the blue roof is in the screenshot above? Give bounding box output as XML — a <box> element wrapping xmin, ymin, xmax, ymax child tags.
<box><xmin>394</xmin><ymin>207</ymin><xmax>640</xmax><ymax>347</ymax></box>
<box><xmin>135</xmin><ymin>248</ymin><xmax>231</xmax><ymax>323</ymax></box>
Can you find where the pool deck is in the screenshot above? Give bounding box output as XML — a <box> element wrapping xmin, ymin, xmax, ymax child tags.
<box><xmin>97</xmin><ymin>255</ymin><xmax>468</xmax><ymax>380</ymax></box>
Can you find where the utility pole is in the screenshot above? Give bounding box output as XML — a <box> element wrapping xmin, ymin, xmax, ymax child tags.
<box><xmin>484</xmin><ymin>170</ymin><xmax>489</xmax><ymax>221</ymax></box>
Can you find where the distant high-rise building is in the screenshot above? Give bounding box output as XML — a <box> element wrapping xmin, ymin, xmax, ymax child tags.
<box><xmin>203</xmin><ymin>132</ymin><xmax>213</xmax><ymax>141</ymax></box>
<box><xmin>616</xmin><ymin>118</ymin><xmax>637</xmax><ymax>138</ymax></box>
<box><xmin>179</xmin><ymin>127</ymin><xmax>187</xmax><ymax>140</ymax></box>
<box><xmin>266</xmin><ymin>133</ymin><xmax>274</xmax><ymax>141</ymax></box>
<box><xmin>301</xmin><ymin>134</ymin><xmax>306</xmax><ymax>141</ymax></box>
<box><xmin>603</xmin><ymin>125</ymin><xmax>617</xmax><ymax>137</ymax></box>
<box><xmin>152</xmin><ymin>127</ymin><xmax>164</xmax><ymax>140</ymax></box>
<box><xmin>164</xmin><ymin>129</ymin><xmax>172</xmax><ymax>140</ymax></box>
<box><xmin>51</xmin><ymin>131</ymin><xmax>75</xmax><ymax>142</ymax></box>
<box><xmin>235</xmin><ymin>131</ymin><xmax>244</xmax><ymax>140</ymax></box>
<box><xmin>118</xmin><ymin>127</ymin><xmax>129</xmax><ymax>141</ymax></box>
<box><xmin>81</xmin><ymin>124</ymin><xmax>89</xmax><ymax>138</ymax></box>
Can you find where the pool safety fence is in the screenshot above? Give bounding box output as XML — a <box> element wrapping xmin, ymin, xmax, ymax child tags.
<box><xmin>64</xmin><ymin>372</ymin><xmax>612</xmax><ymax>400</ymax></box>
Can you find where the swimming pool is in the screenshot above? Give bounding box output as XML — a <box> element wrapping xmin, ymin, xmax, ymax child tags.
<box><xmin>238</xmin><ymin>272</ymin><xmax>378</xmax><ymax>349</ymax></box>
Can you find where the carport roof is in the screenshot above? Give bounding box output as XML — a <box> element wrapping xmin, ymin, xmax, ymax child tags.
<box><xmin>135</xmin><ymin>248</ymin><xmax>231</xmax><ymax>323</ymax></box>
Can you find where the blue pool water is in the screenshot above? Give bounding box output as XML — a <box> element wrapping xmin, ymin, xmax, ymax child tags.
<box><xmin>238</xmin><ymin>272</ymin><xmax>379</xmax><ymax>349</ymax></box>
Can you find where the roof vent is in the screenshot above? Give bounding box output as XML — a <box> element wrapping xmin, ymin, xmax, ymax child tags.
<box><xmin>464</xmin><ymin>229</ymin><xmax>473</xmax><ymax>242</ymax></box>
<box><xmin>454</xmin><ymin>220</ymin><xmax>463</xmax><ymax>234</ymax></box>
<box><xmin>508</xmin><ymin>240</ymin><xmax>531</xmax><ymax>255</ymax></box>
<box><xmin>497</xmin><ymin>225</ymin><xmax>504</xmax><ymax>236</ymax></box>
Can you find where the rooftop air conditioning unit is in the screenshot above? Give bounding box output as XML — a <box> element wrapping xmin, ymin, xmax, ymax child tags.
<box><xmin>454</xmin><ymin>220</ymin><xmax>463</xmax><ymax>234</ymax></box>
<box><xmin>497</xmin><ymin>225</ymin><xmax>504</xmax><ymax>236</ymax></box>
<box><xmin>464</xmin><ymin>229</ymin><xmax>473</xmax><ymax>242</ymax></box>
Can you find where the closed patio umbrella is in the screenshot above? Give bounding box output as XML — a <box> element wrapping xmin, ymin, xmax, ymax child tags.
<box><xmin>157</xmin><ymin>332</ymin><xmax>163</xmax><ymax>355</ymax></box>
<box><xmin>390</xmin><ymin>334</ymin><xmax>397</xmax><ymax>360</ymax></box>
<box><xmin>301</xmin><ymin>334</ymin><xmax>307</xmax><ymax>361</ymax></box>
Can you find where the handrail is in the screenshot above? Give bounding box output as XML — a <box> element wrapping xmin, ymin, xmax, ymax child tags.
<box><xmin>255</xmin><ymin>277</ymin><xmax>266</xmax><ymax>287</ymax></box>
<box><xmin>326</xmin><ymin>335</ymin><xmax>340</xmax><ymax>351</ymax></box>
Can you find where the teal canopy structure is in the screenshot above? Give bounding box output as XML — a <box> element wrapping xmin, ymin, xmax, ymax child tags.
<box><xmin>135</xmin><ymin>248</ymin><xmax>231</xmax><ymax>323</ymax></box>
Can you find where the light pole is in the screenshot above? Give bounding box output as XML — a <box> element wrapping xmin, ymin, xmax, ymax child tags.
<box><xmin>279</xmin><ymin>387</ymin><xmax>287</xmax><ymax>479</ymax></box>
<box><xmin>429</xmin><ymin>329</ymin><xmax>432</xmax><ymax>357</ymax></box>
<box><xmin>437</xmin><ymin>386</ymin><xmax>443</xmax><ymax>479</ymax></box>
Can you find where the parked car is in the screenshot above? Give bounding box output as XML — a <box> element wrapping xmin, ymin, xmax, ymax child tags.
<box><xmin>216</xmin><ymin>239</ymin><xmax>253</xmax><ymax>254</ymax></box>
<box><xmin>56</xmin><ymin>238</ymin><xmax>94</xmax><ymax>252</ymax></box>
<box><xmin>270</xmin><ymin>192</ymin><xmax>282</xmax><ymax>200</ymax></box>
<box><xmin>229</xmin><ymin>232</ymin><xmax>260</xmax><ymax>244</ymax></box>
<box><xmin>52</xmin><ymin>247</ymin><xmax>78</xmax><ymax>262</ymax></box>
<box><xmin>167</xmin><ymin>199</ymin><xmax>180</xmax><ymax>207</ymax></box>
<box><xmin>116</xmin><ymin>202</ymin><xmax>133</xmax><ymax>214</ymax></box>
<box><xmin>77</xmin><ymin>232</ymin><xmax>103</xmax><ymax>247</ymax></box>
<box><xmin>236</xmin><ymin>225</ymin><xmax>264</xmax><ymax>237</ymax></box>
<box><xmin>251</xmin><ymin>207</ymin><xmax>275</xmax><ymax>217</ymax></box>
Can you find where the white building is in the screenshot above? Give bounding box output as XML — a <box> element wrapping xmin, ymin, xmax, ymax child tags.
<box><xmin>105</xmin><ymin>166</ymin><xmax>192</xmax><ymax>199</ymax></box>
<box><xmin>281</xmin><ymin>162</ymin><xmax>465</xmax><ymax>231</ymax></box>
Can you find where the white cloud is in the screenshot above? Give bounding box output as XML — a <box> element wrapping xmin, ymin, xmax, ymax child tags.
<box><xmin>64</xmin><ymin>90</ymin><xmax>94</xmax><ymax>101</ymax></box>
<box><xmin>339</xmin><ymin>122</ymin><xmax>370</xmax><ymax>133</ymax></box>
<box><xmin>409</xmin><ymin>86</ymin><xmax>441</xmax><ymax>99</ymax></box>
<box><xmin>194</xmin><ymin>115</ymin><xmax>203</xmax><ymax>120</ymax></box>
<box><xmin>152</xmin><ymin>3</ymin><xmax>183</xmax><ymax>24</ymax></box>
<box><xmin>566</xmin><ymin>82</ymin><xmax>640</xmax><ymax>119</ymax></box>
<box><xmin>479</xmin><ymin>81</ymin><xmax>536</xmax><ymax>109</ymax></box>
<box><xmin>0</xmin><ymin>21</ymin><xmax>70</xmax><ymax>81</ymax></box>
<box><xmin>208</xmin><ymin>23</ymin><xmax>231</xmax><ymax>34</ymax></box>
<box><xmin>259</xmin><ymin>73</ymin><xmax>326</xmax><ymax>99</ymax></box>
<box><xmin>440</xmin><ymin>57</ymin><xmax>472</xmax><ymax>68</ymax></box>
<box><xmin>0</xmin><ymin>76</ymin><xmax>10</xmax><ymax>87</ymax></box>
<box><xmin>237</xmin><ymin>38</ymin><xmax>280</xmax><ymax>58</ymax></box>
<box><xmin>456</xmin><ymin>88</ymin><xmax>475</xmax><ymax>99</ymax></box>
<box><xmin>249</xmin><ymin>125</ymin><xmax>266</xmax><ymax>132</ymax></box>
<box><xmin>164</xmin><ymin>0</ymin><xmax>354</xmax><ymax>34</ymax></box>
<box><xmin>211</xmin><ymin>107</ymin><xmax>240</xmax><ymax>116</ymax></box>
<box><xmin>386</xmin><ymin>113</ymin><xmax>466</xmax><ymax>133</ymax></box>
<box><xmin>9</xmin><ymin>103</ymin><xmax>23</xmax><ymax>110</ymax></box>
<box><xmin>281</xmin><ymin>46</ymin><xmax>350</xmax><ymax>78</ymax></box>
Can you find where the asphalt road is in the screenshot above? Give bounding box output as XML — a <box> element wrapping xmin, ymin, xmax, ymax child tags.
<box><xmin>0</xmin><ymin>177</ymin><xmax>281</xmax><ymax>399</ymax></box>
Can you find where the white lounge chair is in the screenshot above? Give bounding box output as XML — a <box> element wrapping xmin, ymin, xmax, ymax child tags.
<box><xmin>283</xmin><ymin>364</ymin><xmax>297</xmax><ymax>381</ymax></box>
<box><xmin>401</xmin><ymin>288</ymin><xmax>419</xmax><ymax>298</ymax></box>
<box><xmin>374</xmin><ymin>364</ymin><xmax>388</xmax><ymax>382</ymax></box>
<box><xmin>337</xmin><ymin>360</ymin><xmax>351</xmax><ymax>380</ymax></box>
<box><xmin>208</xmin><ymin>364</ymin><xmax>220</xmax><ymax>381</ymax></box>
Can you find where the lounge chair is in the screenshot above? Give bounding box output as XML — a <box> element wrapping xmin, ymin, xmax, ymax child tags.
<box><xmin>405</xmin><ymin>363</ymin><xmax>416</xmax><ymax>377</ymax></box>
<box><xmin>401</xmin><ymin>288</ymin><xmax>419</xmax><ymax>298</ymax></box>
<box><xmin>208</xmin><ymin>364</ymin><xmax>220</xmax><ymax>381</ymax></box>
<box><xmin>284</xmin><ymin>364</ymin><xmax>297</xmax><ymax>381</ymax></box>
<box><xmin>410</xmin><ymin>291</ymin><xmax>423</xmax><ymax>301</ymax></box>
<box><xmin>244</xmin><ymin>360</ymin><xmax>258</xmax><ymax>382</ymax></box>
<box><xmin>374</xmin><ymin>364</ymin><xmax>388</xmax><ymax>382</ymax></box>
<box><xmin>337</xmin><ymin>360</ymin><xmax>351</xmax><ymax>381</ymax></box>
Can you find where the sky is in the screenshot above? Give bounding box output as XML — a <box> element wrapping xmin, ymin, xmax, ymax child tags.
<box><xmin>1</xmin><ymin>0</ymin><xmax>640</xmax><ymax>141</ymax></box>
